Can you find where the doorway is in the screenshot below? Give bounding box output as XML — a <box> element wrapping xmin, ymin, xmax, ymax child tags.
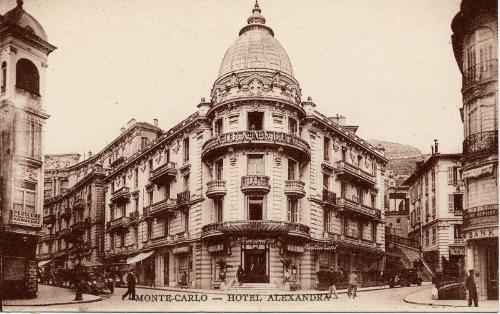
<box><xmin>163</xmin><ymin>253</ymin><xmax>169</xmax><ymax>286</ymax></box>
<box><xmin>244</xmin><ymin>249</ymin><xmax>268</xmax><ymax>283</ymax></box>
<box><xmin>486</xmin><ymin>244</ymin><xmax>498</xmax><ymax>300</ymax></box>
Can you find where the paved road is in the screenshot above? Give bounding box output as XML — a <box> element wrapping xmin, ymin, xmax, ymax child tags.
<box><xmin>3</xmin><ymin>285</ymin><xmax>493</xmax><ymax>312</ymax></box>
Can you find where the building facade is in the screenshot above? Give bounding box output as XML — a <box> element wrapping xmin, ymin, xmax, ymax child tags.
<box><xmin>405</xmin><ymin>153</ymin><xmax>465</xmax><ymax>277</ymax></box>
<box><xmin>37</xmin><ymin>3</ymin><xmax>388</xmax><ymax>290</ymax></box>
<box><xmin>385</xmin><ymin>185</ymin><xmax>410</xmax><ymax>238</ymax></box>
<box><xmin>451</xmin><ymin>0</ymin><xmax>498</xmax><ymax>300</ymax></box>
<box><xmin>0</xmin><ymin>1</ymin><xmax>56</xmax><ymax>297</ymax></box>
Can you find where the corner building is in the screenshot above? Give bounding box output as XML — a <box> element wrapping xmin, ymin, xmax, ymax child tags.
<box><xmin>451</xmin><ymin>0</ymin><xmax>498</xmax><ymax>300</ymax></box>
<box><xmin>98</xmin><ymin>3</ymin><xmax>388</xmax><ymax>290</ymax></box>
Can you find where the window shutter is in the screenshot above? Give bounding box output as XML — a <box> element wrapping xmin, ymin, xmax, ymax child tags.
<box><xmin>447</xmin><ymin>166</ymin><xmax>454</xmax><ymax>185</ymax></box>
<box><xmin>448</xmin><ymin>194</ymin><xmax>454</xmax><ymax>212</ymax></box>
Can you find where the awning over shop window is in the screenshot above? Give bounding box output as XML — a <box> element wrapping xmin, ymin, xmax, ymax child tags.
<box><xmin>462</xmin><ymin>163</ymin><xmax>494</xmax><ymax>180</ymax></box>
<box><xmin>126</xmin><ymin>251</ymin><xmax>154</xmax><ymax>264</ymax></box>
<box><xmin>38</xmin><ymin>260</ymin><xmax>52</xmax><ymax>267</ymax></box>
<box><xmin>173</xmin><ymin>246</ymin><xmax>190</xmax><ymax>254</ymax></box>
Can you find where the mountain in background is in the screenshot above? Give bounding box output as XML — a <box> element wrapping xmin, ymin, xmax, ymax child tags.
<box><xmin>368</xmin><ymin>139</ymin><xmax>428</xmax><ymax>185</ymax></box>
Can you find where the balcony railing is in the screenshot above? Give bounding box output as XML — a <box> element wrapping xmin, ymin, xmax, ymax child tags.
<box><xmin>241</xmin><ymin>175</ymin><xmax>271</xmax><ymax>194</ymax></box>
<box><xmin>43</xmin><ymin>213</ymin><xmax>55</xmax><ymax>225</ymax></box>
<box><xmin>202</xmin><ymin>130</ymin><xmax>310</xmax><ymax>161</ymax></box>
<box><xmin>129</xmin><ymin>210</ymin><xmax>140</xmax><ymax>224</ymax></box>
<box><xmin>463</xmin><ymin>59</ymin><xmax>497</xmax><ymax>88</ymax></box>
<box><xmin>177</xmin><ymin>190</ymin><xmax>191</xmax><ymax>208</ymax></box>
<box><xmin>73</xmin><ymin>199</ymin><xmax>85</xmax><ymax>211</ymax></box>
<box><xmin>61</xmin><ymin>207</ymin><xmax>72</xmax><ymax>220</ymax></box>
<box><xmin>201</xmin><ymin>220</ymin><xmax>310</xmax><ymax>239</ymax></box>
<box><xmin>463</xmin><ymin>131</ymin><xmax>498</xmax><ymax>160</ymax></box>
<box><xmin>149</xmin><ymin>198</ymin><xmax>177</xmax><ymax>217</ymax></box>
<box><xmin>206</xmin><ymin>180</ymin><xmax>227</xmax><ymax>199</ymax></box>
<box><xmin>450</xmin><ymin>238</ymin><xmax>465</xmax><ymax>246</ymax></box>
<box><xmin>386</xmin><ymin>233</ymin><xmax>421</xmax><ymax>249</ymax></box>
<box><xmin>322</xmin><ymin>189</ymin><xmax>336</xmax><ymax>206</ymax></box>
<box><xmin>336</xmin><ymin>197</ymin><xmax>382</xmax><ymax>221</ymax></box>
<box><xmin>463</xmin><ymin>204</ymin><xmax>498</xmax><ymax>228</ymax></box>
<box><xmin>110</xmin><ymin>187</ymin><xmax>131</xmax><ymax>204</ymax></box>
<box><xmin>71</xmin><ymin>220</ymin><xmax>89</xmax><ymax>235</ymax></box>
<box><xmin>284</xmin><ymin>180</ymin><xmax>306</xmax><ymax>199</ymax></box>
<box><xmin>150</xmin><ymin>162</ymin><xmax>177</xmax><ymax>185</ymax></box>
<box><xmin>107</xmin><ymin>216</ymin><xmax>130</xmax><ymax>231</ymax></box>
<box><xmin>110</xmin><ymin>156</ymin><xmax>125</xmax><ymax>168</ymax></box>
<box><xmin>334</xmin><ymin>161</ymin><xmax>376</xmax><ymax>187</ymax></box>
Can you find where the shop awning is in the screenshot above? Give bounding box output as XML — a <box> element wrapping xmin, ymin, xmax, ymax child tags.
<box><xmin>126</xmin><ymin>251</ymin><xmax>154</xmax><ymax>264</ymax></box>
<box><xmin>38</xmin><ymin>260</ymin><xmax>52</xmax><ymax>267</ymax></box>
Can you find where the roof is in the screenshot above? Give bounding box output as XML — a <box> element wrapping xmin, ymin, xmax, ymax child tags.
<box><xmin>1</xmin><ymin>0</ymin><xmax>48</xmax><ymax>41</ymax></box>
<box><xmin>403</xmin><ymin>153</ymin><xmax>462</xmax><ymax>186</ymax></box>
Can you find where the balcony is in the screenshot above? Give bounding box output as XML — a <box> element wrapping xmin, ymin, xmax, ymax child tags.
<box><xmin>462</xmin><ymin>131</ymin><xmax>498</xmax><ymax>161</ymax></box>
<box><xmin>71</xmin><ymin>219</ymin><xmax>89</xmax><ymax>235</ymax></box>
<box><xmin>107</xmin><ymin>216</ymin><xmax>130</xmax><ymax>232</ymax></box>
<box><xmin>110</xmin><ymin>156</ymin><xmax>125</xmax><ymax>168</ymax></box>
<box><xmin>107</xmin><ymin>246</ymin><xmax>128</xmax><ymax>257</ymax></box>
<box><xmin>201</xmin><ymin>220</ymin><xmax>310</xmax><ymax>239</ymax></box>
<box><xmin>129</xmin><ymin>210</ymin><xmax>140</xmax><ymax>225</ymax></box>
<box><xmin>322</xmin><ymin>189</ymin><xmax>336</xmax><ymax>207</ymax></box>
<box><xmin>43</xmin><ymin>213</ymin><xmax>55</xmax><ymax>225</ymax></box>
<box><xmin>61</xmin><ymin>207</ymin><xmax>72</xmax><ymax>220</ymax></box>
<box><xmin>73</xmin><ymin>198</ymin><xmax>85</xmax><ymax>211</ymax></box>
<box><xmin>110</xmin><ymin>187</ymin><xmax>131</xmax><ymax>204</ymax></box>
<box><xmin>241</xmin><ymin>175</ymin><xmax>271</xmax><ymax>194</ymax></box>
<box><xmin>462</xmin><ymin>59</ymin><xmax>497</xmax><ymax>90</ymax></box>
<box><xmin>58</xmin><ymin>228</ymin><xmax>72</xmax><ymax>240</ymax></box>
<box><xmin>41</xmin><ymin>233</ymin><xmax>55</xmax><ymax>242</ymax></box>
<box><xmin>336</xmin><ymin>197</ymin><xmax>382</xmax><ymax>222</ymax></box>
<box><xmin>463</xmin><ymin>204</ymin><xmax>498</xmax><ymax>229</ymax></box>
<box><xmin>147</xmin><ymin>198</ymin><xmax>176</xmax><ymax>217</ymax></box>
<box><xmin>334</xmin><ymin>161</ymin><xmax>376</xmax><ymax>187</ymax></box>
<box><xmin>176</xmin><ymin>190</ymin><xmax>191</xmax><ymax>208</ymax></box>
<box><xmin>206</xmin><ymin>180</ymin><xmax>227</xmax><ymax>199</ymax></box>
<box><xmin>284</xmin><ymin>180</ymin><xmax>306</xmax><ymax>199</ymax></box>
<box><xmin>202</xmin><ymin>131</ymin><xmax>310</xmax><ymax>161</ymax></box>
<box><xmin>150</xmin><ymin>162</ymin><xmax>177</xmax><ymax>185</ymax></box>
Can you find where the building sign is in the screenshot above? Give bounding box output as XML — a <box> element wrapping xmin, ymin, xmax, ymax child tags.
<box><xmin>464</xmin><ymin>227</ymin><xmax>497</xmax><ymax>240</ymax></box>
<box><xmin>11</xmin><ymin>210</ymin><xmax>42</xmax><ymax>227</ymax></box>
<box><xmin>214</xmin><ymin>131</ymin><xmax>307</xmax><ymax>149</ymax></box>
<box><xmin>286</xmin><ymin>244</ymin><xmax>304</xmax><ymax>253</ymax></box>
<box><xmin>449</xmin><ymin>246</ymin><xmax>466</xmax><ymax>256</ymax></box>
<box><xmin>462</xmin><ymin>163</ymin><xmax>494</xmax><ymax>180</ymax></box>
<box><xmin>173</xmin><ymin>246</ymin><xmax>190</xmax><ymax>254</ymax></box>
<box><xmin>208</xmin><ymin>243</ymin><xmax>224</xmax><ymax>253</ymax></box>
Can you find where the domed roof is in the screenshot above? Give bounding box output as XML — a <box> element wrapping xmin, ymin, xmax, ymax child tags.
<box><xmin>218</xmin><ymin>1</ymin><xmax>294</xmax><ymax>78</ymax></box>
<box><xmin>1</xmin><ymin>0</ymin><xmax>48</xmax><ymax>41</ymax></box>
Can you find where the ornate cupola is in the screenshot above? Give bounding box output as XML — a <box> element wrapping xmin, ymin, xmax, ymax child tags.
<box><xmin>210</xmin><ymin>1</ymin><xmax>302</xmax><ymax>111</ymax></box>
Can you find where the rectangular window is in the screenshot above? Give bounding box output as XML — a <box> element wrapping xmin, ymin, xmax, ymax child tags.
<box><xmin>215</xmin><ymin>159</ymin><xmax>223</xmax><ymax>180</ymax></box>
<box><xmin>454</xmin><ymin>225</ymin><xmax>463</xmax><ymax>239</ymax></box>
<box><xmin>288</xmin><ymin>159</ymin><xmax>297</xmax><ymax>180</ymax></box>
<box><xmin>13</xmin><ymin>183</ymin><xmax>37</xmax><ymax>213</ymax></box>
<box><xmin>164</xmin><ymin>182</ymin><xmax>171</xmax><ymax>199</ymax></box>
<box><xmin>357</xmin><ymin>187</ymin><xmax>364</xmax><ymax>204</ymax></box>
<box><xmin>134</xmin><ymin>168</ymin><xmax>139</xmax><ymax>188</ymax></box>
<box><xmin>432</xmin><ymin>227</ymin><xmax>436</xmax><ymax>243</ymax></box>
<box><xmin>288</xmin><ymin>118</ymin><xmax>298</xmax><ymax>134</ymax></box>
<box><xmin>148</xmin><ymin>191</ymin><xmax>153</xmax><ymax>206</ymax></box>
<box><xmin>371</xmin><ymin>194</ymin><xmax>376</xmax><ymax>209</ymax></box>
<box><xmin>214</xmin><ymin>118</ymin><xmax>223</xmax><ymax>135</ymax></box>
<box><xmin>323</xmin><ymin>137</ymin><xmax>330</xmax><ymax>161</ymax></box>
<box><xmin>183</xmin><ymin>137</ymin><xmax>189</xmax><ymax>162</ymax></box>
<box><xmin>248</xmin><ymin>197</ymin><xmax>264</xmax><ymax>220</ymax></box>
<box><xmin>323</xmin><ymin>173</ymin><xmax>330</xmax><ymax>190</ymax></box>
<box><xmin>147</xmin><ymin>220</ymin><xmax>152</xmax><ymax>239</ymax></box>
<box><xmin>214</xmin><ymin>199</ymin><xmax>223</xmax><ymax>223</ymax></box>
<box><xmin>182</xmin><ymin>211</ymin><xmax>189</xmax><ymax>231</ymax></box>
<box><xmin>1</xmin><ymin>62</ymin><xmax>6</xmax><ymax>93</ymax></box>
<box><xmin>372</xmin><ymin>224</ymin><xmax>377</xmax><ymax>242</ymax></box>
<box><xmin>183</xmin><ymin>174</ymin><xmax>189</xmax><ymax>191</ymax></box>
<box><xmin>454</xmin><ymin>194</ymin><xmax>463</xmax><ymax>211</ymax></box>
<box><xmin>134</xmin><ymin>198</ymin><xmax>139</xmax><ymax>212</ymax></box>
<box><xmin>425</xmin><ymin>230</ymin><xmax>429</xmax><ymax>246</ymax></box>
<box><xmin>164</xmin><ymin>217</ymin><xmax>169</xmax><ymax>236</ymax></box>
<box><xmin>120</xmin><ymin>232</ymin><xmax>125</xmax><ymax>247</ymax></box>
<box><xmin>287</xmin><ymin>199</ymin><xmax>298</xmax><ymax>223</ymax></box>
<box><xmin>110</xmin><ymin>233</ymin><xmax>115</xmax><ymax>249</ymax></box>
<box><xmin>141</xmin><ymin>137</ymin><xmax>149</xmax><ymax>149</ymax></box>
<box><xmin>341</xmin><ymin>182</ymin><xmax>347</xmax><ymax>198</ymax></box>
<box><xmin>247</xmin><ymin>112</ymin><xmax>264</xmax><ymax>130</ymax></box>
<box><xmin>148</xmin><ymin>159</ymin><xmax>154</xmax><ymax>177</ymax></box>
<box><xmin>342</xmin><ymin>217</ymin><xmax>349</xmax><ymax>235</ymax></box>
<box><xmin>247</xmin><ymin>155</ymin><xmax>264</xmax><ymax>175</ymax></box>
<box><xmin>448</xmin><ymin>194</ymin><xmax>454</xmax><ymax>213</ymax></box>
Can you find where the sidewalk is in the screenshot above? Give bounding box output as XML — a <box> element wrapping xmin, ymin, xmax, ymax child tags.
<box><xmin>3</xmin><ymin>284</ymin><xmax>102</xmax><ymax>307</ymax></box>
<box><xmin>404</xmin><ymin>286</ymin><xmax>499</xmax><ymax>311</ymax></box>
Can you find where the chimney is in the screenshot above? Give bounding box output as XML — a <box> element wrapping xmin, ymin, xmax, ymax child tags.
<box><xmin>431</xmin><ymin>145</ymin><xmax>434</xmax><ymax>155</ymax></box>
<box><xmin>120</xmin><ymin>126</ymin><xmax>126</xmax><ymax>133</ymax></box>
<box><xmin>434</xmin><ymin>139</ymin><xmax>439</xmax><ymax>154</ymax></box>
<box><xmin>153</xmin><ymin>118</ymin><xmax>158</xmax><ymax>127</ymax></box>
<box><xmin>329</xmin><ymin>114</ymin><xmax>346</xmax><ymax>126</ymax></box>
<box><xmin>302</xmin><ymin>96</ymin><xmax>316</xmax><ymax>114</ymax></box>
<box><xmin>88</xmin><ymin>151</ymin><xmax>93</xmax><ymax>158</ymax></box>
<box><xmin>376</xmin><ymin>143</ymin><xmax>386</xmax><ymax>156</ymax></box>
<box><xmin>127</xmin><ymin>118</ymin><xmax>136</xmax><ymax>128</ymax></box>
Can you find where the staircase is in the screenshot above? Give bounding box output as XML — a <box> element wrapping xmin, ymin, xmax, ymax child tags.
<box><xmin>397</xmin><ymin>245</ymin><xmax>434</xmax><ymax>281</ymax></box>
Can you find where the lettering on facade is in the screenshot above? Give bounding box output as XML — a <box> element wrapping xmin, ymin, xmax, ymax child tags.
<box><xmin>11</xmin><ymin>210</ymin><xmax>42</xmax><ymax>227</ymax></box>
<box><xmin>465</xmin><ymin>227</ymin><xmax>497</xmax><ymax>240</ymax></box>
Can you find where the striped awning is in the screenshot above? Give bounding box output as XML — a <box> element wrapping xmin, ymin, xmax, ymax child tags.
<box><xmin>38</xmin><ymin>260</ymin><xmax>52</xmax><ymax>267</ymax></box>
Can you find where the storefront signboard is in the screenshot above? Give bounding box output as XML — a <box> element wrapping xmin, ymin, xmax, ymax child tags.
<box><xmin>464</xmin><ymin>227</ymin><xmax>498</xmax><ymax>240</ymax></box>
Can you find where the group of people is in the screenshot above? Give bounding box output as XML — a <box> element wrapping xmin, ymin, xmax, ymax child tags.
<box><xmin>327</xmin><ymin>268</ymin><xmax>360</xmax><ymax>299</ymax></box>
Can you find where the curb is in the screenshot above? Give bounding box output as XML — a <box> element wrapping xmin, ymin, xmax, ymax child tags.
<box><xmin>4</xmin><ymin>297</ymin><xmax>102</xmax><ymax>307</ymax></box>
<box><xmin>403</xmin><ymin>290</ymin><xmax>469</xmax><ymax>308</ymax></box>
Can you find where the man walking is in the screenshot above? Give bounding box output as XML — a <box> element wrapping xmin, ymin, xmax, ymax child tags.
<box><xmin>122</xmin><ymin>269</ymin><xmax>136</xmax><ymax>300</ymax></box>
<box><xmin>348</xmin><ymin>271</ymin><xmax>360</xmax><ymax>299</ymax></box>
<box><xmin>328</xmin><ymin>267</ymin><xmax>338</xmax><ymax>299</ymax></box>
<box><xmin>466</xmin><ymin>269</ymin><xmax>478</xmax><ymax>307</ymax></box>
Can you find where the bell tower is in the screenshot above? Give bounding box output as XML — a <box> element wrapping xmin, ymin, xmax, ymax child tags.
<box><xmin>0</xmin><ymin>0</ymin><xmax>56</xmax><ymax>298</ymax></box>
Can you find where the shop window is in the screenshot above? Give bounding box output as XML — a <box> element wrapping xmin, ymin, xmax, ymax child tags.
<box><xmin>247</xmin><ymin>112</ymin><xmax>264</xmax><ymax>130</ymax></box>
<box><xmin>288</xmin><ymin>159</ymin><xmax>297</xmax><ymax>180</ymax></box>
<box><xmin>16</xmin><ymin>58</ymin><xmax>39</xmax><ymax>95</ymax></box>
<box><xmin>183</xmin><ymin>137</ymin><xmax>189</xmax><ymax>162</ymax></box>
<box><xmin>287</xmin><ymin>199</ymin><xmax>299</xmax><ymax>223</ymax></box>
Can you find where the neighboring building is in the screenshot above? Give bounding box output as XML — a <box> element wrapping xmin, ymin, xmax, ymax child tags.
<box><xmin>0</xmin><ymin>1</ymin><xmax>56</xmax><ymax>297</ymax></box>
<box><xmin>405</xmin><ymin>150</ymin><xmax>465</xmax><ymax>277</ymax></box>
<box><xmin>451</xmin><ymin>0</ymin><xmax>498</xmax><ymax>300</ymax></box>
<box><xmin>385</xmin><ymin>185</ymin><xmax>410</xmax><ymax>238</ymax></box>
<box><xmin>37</xmin><ymin>120</ymin><xmax>161</xmax><ymax>272</ymax></box>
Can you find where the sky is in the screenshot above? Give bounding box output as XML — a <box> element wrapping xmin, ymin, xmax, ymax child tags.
<box><xmin>1</xmin><ymin>0</ymin><xmax>464</xmax><ymax>157</ymax></box>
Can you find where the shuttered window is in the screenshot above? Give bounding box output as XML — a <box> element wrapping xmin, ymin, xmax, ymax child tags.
<box><xmin>448</xmin><ymin>166</ymin><xmax>454</xmax><ymax>185</ymax></box>
<box><xmin>448</xmin><ymin>194</ymin><xmax>454</xmax><ymax>212</ymax></box>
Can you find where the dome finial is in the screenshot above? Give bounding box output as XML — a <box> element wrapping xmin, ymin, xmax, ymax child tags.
<box><xmin>253</xmin><ymin>0</ymin><xmax>261</xmax><ymax>13</ymax></box>
<box><xmin>17</xmin><ymin>0</ymin><xmax>24</xmax><ymax>8</ymax></box>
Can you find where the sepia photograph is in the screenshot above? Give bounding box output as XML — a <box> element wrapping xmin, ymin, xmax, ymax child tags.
<box><xmin>0</xmin><ymin>0</ymin><xmax>498</xmax><ymax>312</ymax></box>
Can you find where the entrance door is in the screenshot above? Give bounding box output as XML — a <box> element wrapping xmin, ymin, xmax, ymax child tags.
<box><xmin>487</xmin><ymin>245</ymin><xmax>498</xmax><ymax>300</ymax></box>
<box><xmin>244</xmin><ymin>249</ymin><xmax>268</xmax><ymax>283</ymax></box>
<box><xmin>163</xmin><ymin>253</ymin><xmax>169</xmax><ymax>286</ymax></box>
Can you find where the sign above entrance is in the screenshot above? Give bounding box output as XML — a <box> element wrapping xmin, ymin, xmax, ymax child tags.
<box><xmin>173</xmin><ymin>246</ymin><xmax>190</xmax><ymax>254</ymax></box>
<box><xmin>208</xmin><ymin>243</ymin><xmax>224</xmax><ymax>253</ymax></box>
<box><xmin>464</xmin><ymin>227</ymin><xmax>497</xmax><ymax>241</ymax></box>
<box><xmin>450</xmin><ymin>246</ymin><xmax>466</xmax><ymax>256</ymax></box>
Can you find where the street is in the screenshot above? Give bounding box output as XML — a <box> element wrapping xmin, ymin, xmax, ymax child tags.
<box><xmin>4</xmin><ymin>284</ymin><xmax>497</xmax><ymax>312</ymax></box>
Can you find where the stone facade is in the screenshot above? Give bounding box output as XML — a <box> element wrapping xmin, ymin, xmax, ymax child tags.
<box><xmin>405</xmin><ymin>154</ymin><xmax>465</xmax><ymax>275</ymax></box>
<box><xmin>451</xmin><ymin>0</ymin><xmax>498</xmax><ymax>300</ymax></box>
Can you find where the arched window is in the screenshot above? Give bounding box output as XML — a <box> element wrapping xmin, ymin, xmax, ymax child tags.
<box><xmin>1</xmin><ymin>61</ymin><xmax>6</xmax><ymax>93</ymax></box>
<box><xmin>16</xmin><ymin>58</ymin><xmax>40</xmax><ymax>95</ymax></box>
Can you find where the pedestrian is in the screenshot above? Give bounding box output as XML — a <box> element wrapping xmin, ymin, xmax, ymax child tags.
<box><xmin>329</xmin><ymin>267</ymin><xmax>338</xmax><ymax>299</ymax></box>
<box><xmin>122</xmin><ymin>269</ymin><xmax>136</xmax><ymax>300</ymax></box>
<box><xmin>466</xmin><ymin>269</ymin><xmax>478</xmax><ymax>307</ymax></box>
<box><xmin>73</xmin><ymin>263</ymin><xmax>84</xmax><ymax>301</ymax></box>
<box><xmin>237</xmin><ymin>265</ymin><xmax>244</xmax><ymax>286</ymax></box>
<box><xmin>348</xmin><ymin>271</ymin><xmax>360</xmax><ymax>299</ymax></box>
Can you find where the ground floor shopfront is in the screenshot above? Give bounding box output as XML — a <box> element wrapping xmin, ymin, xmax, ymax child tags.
<box><xmin>128</xmin><ymin>236</ymin><xmax>385</xmax><ymax>290</ymax></box>
<box><xmin>465</xmin><ymin>233</ymin><xmax>498</xmax><ymax>300</ymax></box>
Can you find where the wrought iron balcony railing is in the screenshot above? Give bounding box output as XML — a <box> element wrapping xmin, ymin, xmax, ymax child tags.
<box><xmin>201</xmin><ymin>220</ymin><xmax>310</xmax><ymax>239</ymax></box>
<box><xmin>206</xmin><ymin>180</ymin><xmax>227</xmax><ymax>199</ymax></box>
<box><xmin>110</xmin><ymin>186</ymin><xmax>131</xmax><ymax>204</ymax></box>
<box><xmin>336</xmin><ymin>197</ymin><xmax>382</xmax><ymax>221</ymax></box>
<box><xmin>322</xmin><ymin>189</ymin><xmax>336</xmax><ymax>206</ymax></box>
<box><xmin>462</xmin><ymin>130</ymin><xmax>498</xmax><ymax>160</ymax></box>
<box><xmin>284</xmin><ymin>180</ymin><xmax>306</xmax><ymax>199</ymax></box>
<box><xmin>149</xmin><ymin>198</ymin><xmax>177</xmax><ymax>217</ymax></box>
<box><xmin>241</xmin><ymin>175</ymin><xmax>271</xmax><ymax>194</ymax></box>
<box><xmin>177</xmin><ymin>190</ymin><xmax>191</xmax><ymax>207</ymax></box>
<box><xmin>43</xmin><ymin>213</ymin><xmax>56</xmax><ymax>225</ymax></box>
<box><xmin>150</xmin><ymin>162</ymin><xmax>177</xmax><ymax>185</ymax></box>
<box><xmin>334</xmin><ymin>161</ymin><xmax>376</xmax><ymax>187</ymax></box>
<box><xmin>107</xmin><ymin>216</ymin><xmax>130</xmax><ymax>231</ymax></box>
